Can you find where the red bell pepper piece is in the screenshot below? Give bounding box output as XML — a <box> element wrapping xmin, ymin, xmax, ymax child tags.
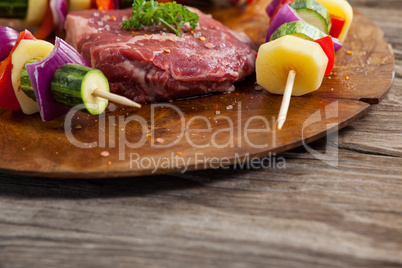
<box><xmin>96</xmin><ymin>0</ymin><xmax>114</xmax><ymax>10</ymax></box>
<box><xmin>272</xmin><ymin>0</ymin><xmax>296</xmax><ymax>19</ymax></box>
<box><xmin>314</xmin><ymin>35</ymin><xmax>335</xmax><ymax>76</ymax></box>
<box><xmin>329</xmin><ymin>15</ymin><xmax>345</xmax><ymax>39</ymax></box>
<box><xmin>0</xmin><ymin>60</ymin><xmax>19</xmax><ymax>110</ymax></box>
<box><xmin>0</xmin><ymin>30</ymin><xmax>36</xmax><ymax>111</ymax></box>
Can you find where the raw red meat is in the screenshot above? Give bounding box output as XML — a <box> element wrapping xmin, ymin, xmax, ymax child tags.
<box><xmin>65</xmin><ymin>8</ymin><xmax>256</xmax><ymax>103</ymax></box>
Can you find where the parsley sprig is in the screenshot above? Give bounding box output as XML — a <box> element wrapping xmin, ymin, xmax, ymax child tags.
<box><xmin>121</xmin><ymin>0</ymin><xmax>199</xmax><ymax>37</ymax></box>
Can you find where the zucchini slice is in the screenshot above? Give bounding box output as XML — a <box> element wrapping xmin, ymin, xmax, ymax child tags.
<box><xmin>20</xmin><ymin>57</ymin><xmax>43</xmax><ymax>102</ymax></box>
<box><xmin>290</xmin><ymin>0</ymin><xmax>332</xmax><ymax>34</ymax></box>
<box><xmin>51</xmin><ymin>64</ymin><xmax>110</xmax><ymax>115</ymax></box>
<box><xmin>270</xmin><ymin>20</ymin><xmax>325</xmax><ymax>42</ymax></box>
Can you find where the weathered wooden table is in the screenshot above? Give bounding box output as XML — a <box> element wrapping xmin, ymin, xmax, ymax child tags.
<box><xmin>0</xmin><ymin>0</ymin><xmax>401</xmax><ymax>267</ymax></box>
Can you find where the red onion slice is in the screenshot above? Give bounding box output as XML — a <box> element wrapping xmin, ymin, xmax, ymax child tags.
<box><xmin>25</xmin><ymin>37</ymin><xmax>90</xmax><ymax>121</ymax></box>
<box><xmin>266</xmin><ymin>4</ymin><xmax>302</xmax><ymax>42</ymax></box>
<box><xmin>50</xmin><ymin>0</ymin><xmax>68</xmax><ymax>33</ymax></box>
<box><xmin>331</xmin><ymin>37</ymin><xmax>342</xmax><ymax>52</ymax></box>
<box><xmin>0</xmin><ymin>27</ymin><xmax>19</xmax><ymax>62</ymax></box>
<box><xmin>113</xmin><ymin>0</ymin><xmax>120</xmax><ymax>9</ymax></box>
<box><xmin>266</xmin><ymin>0</ymin><xmax>282</xmax><ymax>17</ymax></box>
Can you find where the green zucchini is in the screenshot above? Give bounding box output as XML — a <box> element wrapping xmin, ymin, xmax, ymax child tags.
<box><xmin>51</xmin><ymin>64</ymin><xmax>110</xmax><ymax>115</ymax></box>
<box><xmin>20</xmin><ymin>57</ymin><xmax>42</xmax><ymax>102</ymax></box>
<box><xmin>290</xmin><ymin>0</ymin><xmax>332</xmax><ymax>34</ymax></box>
<box><xmin>270</xmin><ymin>21</ymin><xmax>325</xmax><ymax>42</ymax></box>
<box><xmin>0</xmin><ymin>0</ymin><xmax>28</xmax><ymax>18</ymax></box>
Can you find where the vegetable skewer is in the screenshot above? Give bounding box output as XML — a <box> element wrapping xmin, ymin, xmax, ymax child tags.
<box><xmin>50</xmin><ymin>63</ymin><xmax>141</xmax><ymax>115</ymax></box>
<box><xmin>257</xmin><ymin>0</ymin><xmax>351</xmax><ymax>129</ymax></box>
<box><xmin>0</xmin><ymin>31</ymin><xmax>141</xmax><ymax>121</ymax></box>
<box><xmin>22</xmin><ymin>62</ymin><xmax>142</xmax><ymax>117</ymax></box>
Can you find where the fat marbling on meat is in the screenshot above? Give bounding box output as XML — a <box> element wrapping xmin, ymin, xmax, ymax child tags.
<box><xmin>65</xmin><ymin>8</ymin><xmax>256</xmax><ymax>103</ymax></box>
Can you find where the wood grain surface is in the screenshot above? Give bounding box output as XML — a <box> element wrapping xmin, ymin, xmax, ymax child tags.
<box><xmin>0</xmin><ymin>0</ymin><xmax>401</xmax><ymax>267</ymax></box>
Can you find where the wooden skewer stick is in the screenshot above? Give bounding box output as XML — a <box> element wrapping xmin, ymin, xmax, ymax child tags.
<box><xmin>277</xmin><ymin>70</ymin><xmax>296</xmax><ymax>130</ymax></box>
<box><xmin>92</xmin><ymin>89</ymin><xmax>142</xmax><ymax>108</ymax></box>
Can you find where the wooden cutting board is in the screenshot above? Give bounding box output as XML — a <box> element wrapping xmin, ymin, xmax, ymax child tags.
<box><xmin>0</xmin><ymin>1</ymin><xmax>394</xmax><ymax>178</ymax></box>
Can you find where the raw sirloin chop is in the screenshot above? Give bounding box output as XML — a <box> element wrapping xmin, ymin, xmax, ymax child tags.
<box><xmin>65</xmin><ymin>8</ymin><xmax>256</xmax><ymax>103</ymax></box>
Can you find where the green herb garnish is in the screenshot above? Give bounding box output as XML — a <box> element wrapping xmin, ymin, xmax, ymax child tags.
<box><xmin>121</xmin><ymin>0</ymin><xmax>199</xmax><ymax>37</ymax></box>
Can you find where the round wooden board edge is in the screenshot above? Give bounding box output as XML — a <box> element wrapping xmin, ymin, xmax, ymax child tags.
<box><xmin>0</xmin><ymin>101</ymin><xmax>371</xmax><ymax>179</ymax></box>
<box><xmin>360</xmin><ymin>47</ymin><xmax>395</xmax><ymax>105</ymax></box>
